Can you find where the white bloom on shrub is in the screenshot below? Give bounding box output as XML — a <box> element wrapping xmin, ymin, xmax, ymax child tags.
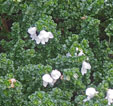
<box><xmin>51</xmin><ymin>69</ymin><xmax>61</xmax><ymax>80</ymax></box>
<box><xmin>42</xmin><ymin>70</ymin><xmax>61</xmax><ymax>87</ymax></box>
<box><xmin>42</xmin><ymin>74</ymin><xmax>53</xmax><ymax>87</ymax></box>
<box><xmin>87</xmin><ymin>57</ymin><xmax>89</xmax><ymax>60</ymax></box>
<box><xmin>81</xmin><ymin>61</ymin><xmax>91</xmax><ymax>75</ymax></box>
<box><xmin>105</xmin><ymin>89</ymin><xmax>113</xmax><ymax>105</ymax></box>
<box><xmin>76</xmin><ymin>47</ymin><xmax>79</xmax><ymax>51</ymax></box>
<box><xmin>66</xmin><ymin>76</ymin><xmax>70</xmax><ymax>81</ymax></box>
<box><xmin>35</xmin><ymin>36</ymin><xmax>41</xmax><ymax>44</ymax></box>
<box><xmin>36</xmin><ymin>30</ymin><xmax>54</xmax><ymax>45</ymax></box>
<box><xmin>30</xmin><ymin>34</ymin><xmax>37</xmax><ymax>41</ymax></box>
<box><xmin>75</xmin><ymin>47</ymin><xmax>79</xmax><ymax>56</ymax></box>
<box><xmin>66</xmin><ymin>52</ymin><xmax>71</xmax><ymax>57</ymax></box>
<box><xmin>28</xmin><ymin>27</ymin><xmax>53</xmax><ymax>45</ymax></box>
<box><xmin>28</xmin><ymin>27</ymin><xmax>37</xmax><ymax>35</ymax></box>
<box><xmin>75</xmin><ymin>47</ymin><xmax>84</xmax><ymax>56</ymax></box>
<box><xmin>48</xmin><ymin>32</ymin><xmax>54</xmax><ymax>39</ymax></box>
<box><xmin>28</xmin><ymin>27</ymin><xmax>37</xmax><ymax>40</ymax></box>
<box><xmin>83</xmin><ymin>87</ymin><xmax>98</xmax><ymax>102</ymax></box>
<box><xmin>104</xmin><ymin>0</ymin><xmax>108</xmax><ymax>2</ymax></box>
<box><xmin>13</xmin><ymin>0</ymin><xmax>21</xmax><ymax>2</ymax></box>
<box><xmin>73</xmin><ymin>73</ymin><xmax>78</xmax><ymax>79</ymax></box>
<box><xmin>38</xmin><ymin>30</ymin><xmax>49</xmax><ymax>44</ymax></box>
<box><xmin>78</xmin><ymin>49</ymin><xmax>84</xmax><ymax>56</ymax></box>
<box><xmin>75</xmin><ymin>53</ymin><xmax>77</xmax><ymax>56</ymax></box>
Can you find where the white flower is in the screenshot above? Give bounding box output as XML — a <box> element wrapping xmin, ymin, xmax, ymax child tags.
<box><xmin>51</xmin><ymin>70</ymin><xmax>61</xmax><ymax>80</ymax></box>
<box><xmin>82</xmin><ymin>61</ymin><xmax>91</xmax><ymax>69</ymax></box>
<box><xmin>27</xmin><ymin>27</ymin><xmax>54</xmax><ymax>45</ymax></box>
<box><xmin>76</xmin><ymin>47</ymin><xmax>79</xmax><ymax>51</ymax></box>
<box><xmin>66</xmin><ymin>76</ymin><xmax>70</xmax><ymax>81</ymax></box>
<box><xmin>30</xmin><ymin>34</ymin><xmax>37</xmax><ymax>40</ymax></box>
<box><xmin>40</xmin><ymin>39</ymin><xmax>46</xmax><ymax>45</ymax></box>
<box><xmin>38</xmin><ymin>30</ymin><xmax>49</xmax><ymax>39</ymax></box>
<box><xmin>81</xmin><ymin>67</ymin><xmax>87</xmax><ymax>75</ymax></box>
<box><xmin>75</xmin><ymin>48</ymin><xmax>85</xmax><ymax>56</ymax></box>
<box><xmin>42</xmin><ymin>70</ymin><xmax>61</xmax><ymax>87</ymax></box>
<box><xmin>28</xmin><ymin>27</ymin><xmax>38</xmax><ymax>40</ymax></box>
<box><xmin>104</xmin><ymin>0</ymin><xmax>108</xmax><ymax>2</ymax></box>
<box><xmin>28</xmin><ymin>27</ymin><xmax>37</xmax><ymax>35</ymax></box>
<box><xmin>42</xmin><ymin>74</ymin><xmax>53</xmax><ymax>87</ymax></box>
<box><xmin>73</xmin><ymin>73</ymin><xmax>78</xmax><ymax>79</ymax></box>
<box><xmin>78</xmin><ymin>50</ymin><xmax>84</xmax><ymax>56</ymax></box>
<box><xmin>48</xmin><ymin>32</ymin><xmax>54</xmax><ymax>39</ymax></box>
<box><xmin>13</xmin><ymin>0</ymin><xmax>21</xmax><ymax>2</ymax></box>
<box><xmin>83</xmin><ymin>87</ymin><xmax>98</xmax><ymax>102</ymax></box>
<box><xmin>35</xmin><ymin>36</ymin><xmax>41</xmax><ymax>44</ymax></box>
<box><xmin>105</xmin><ymin>89</ymin><xmax>113</xmax><ymax>105</ymax></box>
<box><xmin>81</xmin><ymin>61</ymin><xmax>91</xmax><ymax>75</ymax></box>
<box><xmin>37</xmin><ymin>30</ymin><xmax>54</xmax><ymax>45</ymax></box>
<box><xmin>66</xmin><ymin>52</ymin><xmax>71</xmax><ymax>57</ymax></box>
<box><xmin>75</xmin><ymin>53</ymin><xmax>77</xmax><ymax>56</ymax></box>
<box><xmin>87</xmin><ymin>57</ymin><xmax>89</xmax><ymax>60</ymax></box>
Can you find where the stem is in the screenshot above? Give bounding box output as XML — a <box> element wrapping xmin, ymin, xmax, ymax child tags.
<box><xmin>1</xmin><ymin>14</ymin><xmax>9</xmax><ymax>32</ymax></box>
<box><xmin>109</xmin><ymin>36</ymin><xmax>111</xmax><ymax>46</ymax></box>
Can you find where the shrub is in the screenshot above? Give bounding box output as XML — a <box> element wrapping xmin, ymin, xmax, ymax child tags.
<box><xmin>0</xmin><ymin>0</ymin><xmax>113</xmax><ymax>105</ymax></box>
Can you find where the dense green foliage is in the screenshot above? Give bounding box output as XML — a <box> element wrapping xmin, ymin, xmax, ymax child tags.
<box><xmin>0</xmin><ymin>0</ymin><xmax>113</xmax><ymax>105</ymax></box>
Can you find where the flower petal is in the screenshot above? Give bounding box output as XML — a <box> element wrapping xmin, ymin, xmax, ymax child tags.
<box><xmin>28</xmin><ymin>27</ymin><xmax>37</xmax><ymax>35</ymax></box>
<box><xmin>48</xmin><ymin>32</ymin><xmax>54</xmax><ymax>39</ymax></box>
<box><xmin>51</xmin><ymin>70</ymin><xmax>61</xmax><ymax>80</ymax></box>
<box><xmin>43</xmin><ymin>81</ymin><xmax>48</xmax><ymax>87</ymax></box>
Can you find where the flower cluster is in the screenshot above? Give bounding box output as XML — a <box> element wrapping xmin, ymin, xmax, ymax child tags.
<box><xmin>28</xmin><ymin>27</ymin><xmax>54</xmax><ymax>45</ymax></box>
<box><xmin>83</xmin><ymin>88</ymin><xmax>113</xmax><ymax>105</ymax></box>
<box><xmin>42</xmin><ymin>70</ymin><xmax>61</xmax><ymax>87</ymax></box>
<box><xmin>75</xmin><ymin>47</ymin><xmax>85</xmax><ymax>56</ymax></box>
<box><xmin>66</xmin><ymin>47</ymin><xmax>84</xmax><ymax>58</ymax></box>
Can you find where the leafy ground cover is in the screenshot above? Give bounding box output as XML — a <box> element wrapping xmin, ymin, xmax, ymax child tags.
<box><xmin>0</xmin><ymin>0</ymin><xmax>113</xmax><ymax>105</ymax></box>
